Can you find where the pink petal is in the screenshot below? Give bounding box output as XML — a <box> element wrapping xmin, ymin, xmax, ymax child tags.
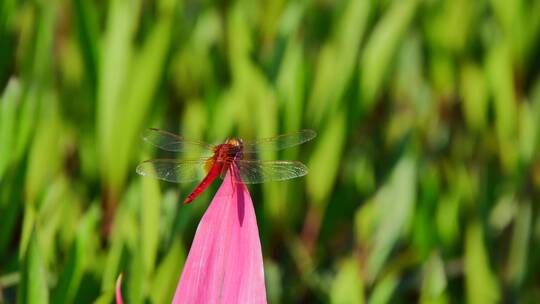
<box><xmin>173</xmin><ymin>170</ymin><xmax>267</xmax><ymax>303</ymax></box>
<box><xmin>116</xmin><ymin>273</ymin><xmax>124</xmax><ymax>304</ymax></box>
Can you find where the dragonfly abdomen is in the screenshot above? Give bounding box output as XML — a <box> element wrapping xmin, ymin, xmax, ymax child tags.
<box><xmin>183</xmin><ymin>162</ymin><xmax>223</xmax><ymax>204</ymax></box>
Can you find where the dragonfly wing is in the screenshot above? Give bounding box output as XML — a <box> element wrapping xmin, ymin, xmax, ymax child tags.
<box><xmin>242</xmin><ymin>129</ymin><xmax>316</xmax><ymax>153</ymax></box>
<box><xmin>136</xmin><ymin>159</ymin><xmax>207</xmax><ymax>183</ymax></box>
<box><xmin>233</xmin><ymin>160</ymin><xmax>308</xmax><ymax>184</ymax></box>
<box><xmin>142</xmin><ymin>128</ymin><xmax>214</xmax><ymax>154</ymax></box>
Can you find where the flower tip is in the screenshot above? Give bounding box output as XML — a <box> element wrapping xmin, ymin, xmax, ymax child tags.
<box><xmin>115</xmin><ymin>273</ymin><xmax>124</xmax><ymax>304</ymax></box>
<box><xmin>173</xmin><ymin>171</ymin><xmax>267</xmax><ymax>303</ymax></box>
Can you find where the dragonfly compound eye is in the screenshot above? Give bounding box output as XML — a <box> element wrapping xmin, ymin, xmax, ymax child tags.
<box><xmin>227</xmin><ymin>138</ymin><xmax>242</xmax><ymax>147</ymax></box>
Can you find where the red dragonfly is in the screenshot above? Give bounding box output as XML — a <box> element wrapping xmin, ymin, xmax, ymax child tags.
<box><xmin>136</xmin><ymin>128</ymin><xmax>316</xmax><ymax>204</ymax></box>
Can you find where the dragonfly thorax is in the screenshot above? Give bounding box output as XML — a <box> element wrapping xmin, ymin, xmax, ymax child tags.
<box><xmin>214</xmin><ymin>138</ymin><xmax>243</xmax><ymax>162</ymax></box>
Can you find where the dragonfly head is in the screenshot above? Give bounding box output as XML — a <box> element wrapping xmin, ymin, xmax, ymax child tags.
<box><xmin>225</xmin><ymin>137</ymin><xmax>243</xmax><ymax>147</ymax></box>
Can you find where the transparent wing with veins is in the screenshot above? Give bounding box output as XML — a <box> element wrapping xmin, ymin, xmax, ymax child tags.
<box><xmin>241</xmin><ymin>129</ymin><xmax>316</xmax><ymax>153</ymax></box>
<box><xmin>142</xmin><ymin>128</ymin><xmax>214</xmax><ymax>156</ymax></box>
<box><xmin>136</xmin><ymin>159</ymin><xmax>208</xmax><ymax>183</ymax></box>
<box><xmin>136</xmin><ymin>159</ymin><xmax>308</xmax><ymax>184</ymax></box>
<box><xmin>137</xmin><ymin>128</ymin><xmax>315</xmax><ymax>184</ymax></box>
<box><xmin>232</xmin><ymin>160</ymin><xmax>309</xmax><ymax>184</ymax></box>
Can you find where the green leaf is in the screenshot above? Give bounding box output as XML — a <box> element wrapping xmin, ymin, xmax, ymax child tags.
<box><xmin>127</xmin><ymin>248</ymin><xmax>145</xmax><ymax>303</ymax></box>
<box><xmin>35</xmin><ymin>176</ymin><xmax>69</xmax><ymax>267</ymax></box>
<box><xmin>330</xmin><ymin>258</ymin><xmax>364</xmax><ymax>304</ymax></box>
<box><xmin>93</xmin><ymin>289</ymin><xmax>115</xmax><ymax>304</ymax></box>
<box><xmin>464</xmin><ymin>221</ymin><xmax>500</xmax><ymax>303</ymax></box>
<box><xmin>276</xmin><ymin>37</ymin><xmax>305</xmax><ymax>133</ymax></box>
<box><xmin>149</xmin><ymin>237</ymin><xmax>185</xmax><ymax>304</ymax></box>
<box><xmin>141</xmin><ymin>161</ymin><xmax>161</xmax><ymax>276</ymax></box>
<box><xmin>489</xmin><ymin>0</ymin><xmax>526</xmax><ymax>65</ymax></box>
<box><xmin>101</xmin><ymin>228</ymin><xmax>124</xmax><ymax>292</ymax></box>
<box><xmin>14</xmin><ymin>87</ymin><xmax>39</xmax><ymax>165</ymax></box>
<box><xmin>423</xmin><ymin>0</ymin><xmax>476</xmax><ymax>53</ymax></box>
<box><xmin>368</xmin><ymin>273</ymin><xmax>399</xmax><ymax>304</ymax></box>
<box><xmin>507</xmin><ymin>201</ymin><xmax>531</xmax><ymax>287</ymax></box>
<box><xmin>489</xmin><ymin>193</ymin><xmax>517</xmax><ymax>232</ymax></box>
<box><xmin>420</xmin><ymin>252</ymin><xmax>448</xmax><ymax>304</ymax></box>
<box><xmin>307</xmin><ymin>108</ymin><xmax>347</xmax><ymax>207</ymax></box>
<box><xmin>0</xmin><ymin>78</ymin><xmax>20</xmax><ymax>180</ymax></box>
<box><xmin>101</xmin><ymin>183</ymin><xmax>139</xmax><ymax>291</ymax></box>
<box><xmin>18</xmin><ymin>229</ymin><xmax>49</xmax><ymax>304</ymax></box>
<box><xmin>486</xmin><ymin>43</ymin><xmax>518</xmax><ymax>172</ymax></box>
<box><xmin>24</xmin><ymin>92</ymin><xmax>62</xmax><ymax>205</ymax></box>
<box><xmin>367</xmin><ymin>155</ymin><xmax>416</xmax><ymax>281</ymax></box>
<box><xmin>19</xmin><ymin>205</ymin><xmax>36</xmax><ymax>261</ymax></box>
<box><xmin>0</xmin><ymin>0</ymin><xmax>17</xmax><ymax>35</ymax></box>
<box><xmin>436</xmin><ymin>193</ymin><xmax>460</xmax><ymax>248</ymax></box>
<box><xmin>518</xmin><ymin>101</ymin><xmax>537</xmax><ymax>164</ymax></box>
<box><xmin>110</xmin><ymin>11</ymin><xmax>174</xmax><ymax>192</ymax></box>
<box><xmin>360</xmin><ymin>0</ymin><xmax>418</xmax><ymax>108</ymax></box>
<box><xmin>460</xmin><ymin>62</ymin><xmax>488</xmax><ymax>132</ymax></box>
<box><xmin>72</xmin><ymin>0</ymin><xmax>100</xmax><ymax>88</ymax></box>
<box><xmin>52</xmin><ymin>206</ymin><xmax>99</xmax><ymax>303</ymax></box>
<box><xmin>97</xmin><ymin>0</ymin><xmax>141</xmax><ymax>192</ymax></box>
<box><xmin>308</xmin><ymin>0</ymin><xmax>370</xmax><ymax>124</ymax></box>
<box><xmin>264</xmin><ymin>260</ymin><xmax>283</xmax><ymax>304</ymax></box>
<box><xmin>0</xmin><ymin>180</ymin><xmax>21</xmax><ymax>258</ymax></box>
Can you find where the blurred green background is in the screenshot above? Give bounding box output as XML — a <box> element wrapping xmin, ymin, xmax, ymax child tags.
<box><xmin>1</xmin><ymin>0</ymin><xmax>540</xmax><ymax>302</ymax></box>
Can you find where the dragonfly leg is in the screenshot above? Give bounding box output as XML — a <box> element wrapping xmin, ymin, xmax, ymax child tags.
<box><xmin>230</xmin><ymin>163</ymin><xmax>238</xmax><ymax>193</ymax></box>
<box><xmin>230</xmin><ymin>163</ymin><xmax>245</xmax><ymax>225</ymax></box>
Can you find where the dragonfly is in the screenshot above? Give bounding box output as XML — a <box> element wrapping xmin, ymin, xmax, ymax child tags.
<box><xmin>136</xmin><ymin>128</ymin><xmax>316</xmax><ymax>204</ymax></box>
